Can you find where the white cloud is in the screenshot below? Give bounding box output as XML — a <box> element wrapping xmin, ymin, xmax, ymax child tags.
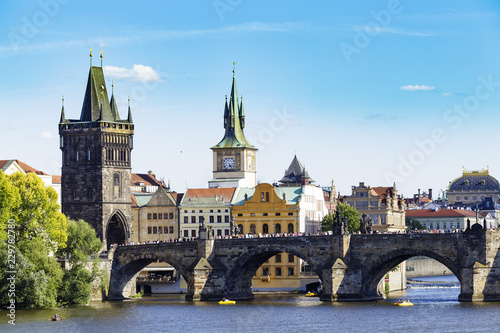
<box><xmin>41</xmin><ymin>131</ymin><xmax>54</xmax><ymax>139</ymax></box>
<box><xmin>103</xmin><ymin>64</ymin><xmax>162</xmax><ymax>82</ymax></box>
<box><xmin>442</xmin><ymin>92</ymin><xmax>454</xmax><ymax>96</ymax></box>
<box><xmin>353</xmin><ymin>26</ymin><xmax>434</xmax><ymax>37</ymax></box>
<box><xmin>400</xmin><ymin>84</ymin><xmax>436</xmax><ymax>91</ymax></box>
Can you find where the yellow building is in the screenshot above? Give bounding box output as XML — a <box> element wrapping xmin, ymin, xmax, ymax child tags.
<box><xmin>344</xmin><ymin>182</ymin><xmax>406</xmax><ymax>233</ymax></box>
<box><xmin>232</xmin><ymin>183</ymin><xmax>306</xmax><ymax>291</ymax></box>
<box><xmin>131</xmin><ymin>187</ymin><xmax>181</xmax><ymax>244</ymax></box>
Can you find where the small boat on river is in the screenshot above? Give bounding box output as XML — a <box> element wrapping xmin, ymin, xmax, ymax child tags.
<box><xmin>394</xmin><ymin>300</ymin><xmax>413</xmax><ymax>306</ymax></box>
<box><xmin>305</xmin><ymin>292</ymin><xmax>319</xmax><ymax>297</ymax></box>
<box><xmin>219</xmin><ymin>299</ymin><xmax>236</xmax><ymax>305</ymax></box>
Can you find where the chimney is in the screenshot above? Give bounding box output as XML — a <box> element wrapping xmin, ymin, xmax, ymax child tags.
<box><xmin>418</xmin><ymin>188</ymin><xmax>421</xmax><ymax>205</ymax></box>
<box><xmin>428</xmin><ymin>188</ymin><xmax>433</xmax><ymax>200</ymax></box>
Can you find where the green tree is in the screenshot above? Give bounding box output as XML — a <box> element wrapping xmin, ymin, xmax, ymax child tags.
<box><xmin>0</xmin><ymin>171</ymin><xmax>20</xmax><ymax>242</ymax></box>
<box><xmin>321</xmin><ymin>203</ymin><xmax>361</xmax><ymax>233</ymax></box>
<box><xmin>8</xmin><ymin>172</ymin><xmax>67</xmax><ymax>252</ymax></box>
<box><xmin>57</xmin><ymin>219</ymin><xmax>103</xmax><ymax>305</ymax></box>
<box><xmin>406</xmin><ymin>216</ymin><xmax>426</xmax><ymax>230</ymax></box>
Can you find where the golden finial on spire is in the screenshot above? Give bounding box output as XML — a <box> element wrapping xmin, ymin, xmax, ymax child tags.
<box><xmin>90</xmin><ymin>48</ymin><xmax>93</xmax><ymax>66</ymax></box>
<box><xmin>100</xmin><ymin>50</ymin><xmax>103</xmax><ymax>67</ymax></box>
<box><xmin>233</xmin><ymin>61</ymin><xmax>236</xmax><ymax>77</ymax></box>
<box><xmin>128</xmin><ymin>96</ymin><xmax>130</xmax><ymax>106</ymax></box>
<box><xmin>112</xmin><ymin>79</ymin><xmax>115</xmax><ymax>93</ymax></box>
<box><xmin>62</xmin><ymin>95</ymin><xmax>65</xmax><ymax>107</ymax></box>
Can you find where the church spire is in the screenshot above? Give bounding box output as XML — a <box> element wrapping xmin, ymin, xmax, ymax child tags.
<box><xmin>212</xmin><ymin>66</ymin><xmax>254</xmax><ymax>149</ymax></box>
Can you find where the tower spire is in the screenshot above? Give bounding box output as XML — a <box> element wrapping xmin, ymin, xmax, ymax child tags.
<box><xmin>127</xmin><ymin>96</ymin><xmax>133</xmax><ymax>123</ymax></box>
<box><xmin>59</xmin><ymin>95</ymin><xmax>68</xmax><ymax>123</ymax></box>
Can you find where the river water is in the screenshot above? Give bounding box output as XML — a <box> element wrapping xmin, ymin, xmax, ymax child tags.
<box><xmin>4</xmin><ymin>276</ymin><xmax>500</xmax><ymax>333</ymax></box>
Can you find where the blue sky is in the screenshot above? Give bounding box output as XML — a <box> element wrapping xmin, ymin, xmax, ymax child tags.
<box><xmin>1</xmin><ymin>0</ymin><xmax>500</xmax><ymax>198</ymax></box>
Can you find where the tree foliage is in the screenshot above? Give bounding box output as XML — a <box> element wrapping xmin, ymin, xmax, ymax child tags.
<box><xmin>321</xmin><ymin>202</ymin><xmax>361</xmax><ymax>233</ymax></box>
<box><xmin>0</xmin><ymin>172</ymin><xmax>103</xmax><ymax>308</ymax></box>
<box><xmin>406</xmin><ymin>216</ymin><xmax>426</xmax><ymax>230</ymax></box>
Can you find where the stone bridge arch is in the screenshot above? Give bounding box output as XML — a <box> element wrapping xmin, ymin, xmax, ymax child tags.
<box><xmin>108</xmin><ymin>245</ymin><xmax>197</xmax><ymax>299</ymax></box>
<box><xmin>363</xmin><ymin>248</ymin><xmax>461</xmax><ymax>299</ymax></box>
<box><xmin>223</xmin><ymin>244</ymin><xmax>325</xmax><ymax>300</ymax></box>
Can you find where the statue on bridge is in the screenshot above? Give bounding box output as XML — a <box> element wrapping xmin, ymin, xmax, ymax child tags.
<box><xmin>332</xmin><ymin>210</ymin><xmax>349</xmax><ymax>235</ymax></box>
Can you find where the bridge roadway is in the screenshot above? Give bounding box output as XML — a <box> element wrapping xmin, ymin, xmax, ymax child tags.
<box><xmin>107</xmin><ymin>230</ymin><xmax>500</xmax><ymax>302</ymax></box>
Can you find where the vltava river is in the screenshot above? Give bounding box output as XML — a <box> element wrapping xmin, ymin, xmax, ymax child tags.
<box><xmin>4</xmin><ymin>276</ymin><xmax>500</xmax><ymax>332</ymax></box>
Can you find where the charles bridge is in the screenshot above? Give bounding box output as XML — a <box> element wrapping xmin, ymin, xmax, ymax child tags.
<box><xmin>107</xmin><ymin>229</ymin><xmax>500</xmax><ymax>302</ymax></box>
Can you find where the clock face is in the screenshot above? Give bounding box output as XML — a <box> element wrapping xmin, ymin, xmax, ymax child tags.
<box><xmin>223</xmin><ymin>157</ymin><xmax>235</xmax><ymax>170</ymax></box>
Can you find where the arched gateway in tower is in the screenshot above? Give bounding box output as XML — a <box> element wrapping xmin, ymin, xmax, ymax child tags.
<box><xmin>59</xmin><ymin>54</ymin><xmax>134</xmax><ymax>249</ymax></box>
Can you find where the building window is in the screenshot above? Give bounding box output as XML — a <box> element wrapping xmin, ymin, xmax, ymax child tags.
<box><xmin>288</xmin><ymin>223</ymin><xmax>294</xmax><ymax>233</ymax></box>
<box><xmin>275</xmin><ymin>254</ymin><xmax>282</xmax><ymax>263</ymax></box>
<box><xmin>153</xmin><ymin>226</ymin><xmax>157</xmax><ymax>234</ymax></box>
<box><xmin>261</xmin><ymin>192</ymin><xmax>265</xmax><ymax>202</ymax></box>
<box><xmin>169</xmin><ymin>226</ymin><xmax>174</xmax><ymax>234</ymax></box>
<box><xmin>169</xmin><ymin>213</ymin><xmax>174</xmax><ymax>219</ymax></box>
<box><xmin>153</xmin><ymin>213</ymin><xmax>157</xmax><ymax>219</ymax></box>
<box><xmin>250</xmin><ymin>224</ymin><xmax>256</xmax><ymax>234</ymax></box>
<box><xmin>224</xmin><ymin>216</ymin><xmax>229</xmax><ymax>223</ymax></box>
<box><xmin>148</xmin><ymin>227</ymin><xmax>152</xmax><ymax>234</ymax></box>
<box><xmin>288</xmin><ymin>254</ymin><xmax>294</xmax><ymax>263</ymax></box>
<box><xmin>275</xmin><ymin>267</ymin><xmax>282</xmax><ymax>276</ymax></box>
<box><xmin>199</xmin><ymin>210</ymin><xmax>203</xmax><ymax>213</ymax></box>
<box><xmin>456</xmin><ymin>196</ymin><xmax>460</xmax><ymax>200</ymax></box>
<box><xmin>210</xmin><ymin>216</ymin><xmax>214</xmax><ymax>223</ymax></box>
<box><xmin>217</xmin><ymin>216</ymin><xmax>222</xmax><ymax>223</ymax></box>
<box><xmin>191</xmin><ymin>210</ymin><xmax>195</xmax><ymax>213</ymax></box>
<box><xmin>184</xmin><ymin>210</ymin><xmax>187</xmax><ymax>213</ymax></box>
<box><xmin>183</xmin><ymin>230</ymin><xmax>188</xmax><ymax>238</ymax></box>
<box><xmin>263</xmin><ymin>224</ymin><xmax>269</xmax><ymax>234</ymax></box>
<box><xmin>210</xmin><ymin>209</ymin><xmax>214</xmax><ymax>213</ymax></box>
<box><xmin>262</xmin><ymin>267</ymin><xmax>269</xmax><ymax>276</ymax></box>
<box><xmin>148</xmin><ymin>213</ymin><xmax>152</xmax><ymax>220</ymax></box>
<box><xmin>217</xmin><ymin>229</ymin><xmax>222</xmax><ymax>237</ymax></box>
<box><xmin>238</xmin><ymin>213</ymin><xmax>243</xmax><ymax>217</ymax></box>
<box><xmin>191</xmin><ymin>216</ymin><xmax>196</xmax><ymax>223</ymax></box>
<box><xmin>158</xmin><ymin>226</ymin><xmax>162</xmax><ymax>234</ymax></box>
<box><xmin>238</xmin><ymin>224</ymin><xmax>243</xmax><ymax>234</ymax></box>
<box><xmin>217</xmin><ymin>209</ymin><xmax>221</xmax><ymax>213</ymax></box>
<box><xmin>266</xmin><ymin>192</ymin><xmax>270</xmax><ymax>202</ymax></box>
<box><xmin>224</xmin><ymin>229</ymin><xmax>229</xmax><ymax>236</ymax></box>
<box><xmin>275</xmin><ymin>213</ymin><xmax>281</xmax><ymax>216</ymax></box>
<box><xmin>191</xmin><ymin>230</ymin><xmax>196</xmax><ymax>238</ymax></box>
<box><xmin>288</xmin><ymin>267</ymin><xmax>294</xmax><ymax>276</ymax></box>
<box><xmin>250</xmin><ymin>213</ymin><xmax>256</xmax><ymax>217</ymax></box>
<box><xmin>275</xmin><ymin>223</ymin><xmax>281</xmax><ymax>233</ymax></box>
<box><xmin>263</xmin><ymin>213</ymin><xmax>268</xmax><ymax>216</ymax></box>
<box><xmin>443</xmin><ymin>223</ymin><xmax>447</xmax><ymax>229</ymax></box>
<box><xmin>184</xmin><ymin>216</ymin><xmax>188</xmax><ymax>223</ymax></box>
<box><xmin>436</xmin><ymin>223</ymin><xmax>440</xmax><ymax>229</ymax></box>
<box><xmin>164</xmin><ymin>226</ymin><xmax>168</xmax><ymax>234</ymax></box>
<box><xmin>288</xmin><ymin>212</ymin><xmax>293</xmax><ymax>216</ymax></box>
<box><xmin>481</xmin><ymin>180</ymin><xmax>486</xmax><ymax>186</ymax></box>
<box><xmin>225</xmin><ymin>209</ymin><xmax>228</xmax><ymax>212</ymax></box>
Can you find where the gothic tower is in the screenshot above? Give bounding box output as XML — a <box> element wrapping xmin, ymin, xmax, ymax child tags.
<box><xmin>209</xmin><ymin>70</ymin><xmax>257</xmax><ymax>188</ymax></box>
<box><xmin>59</xmin><ymin>54</ymin><xmax>134</xmax><ymax>249</ymax></box>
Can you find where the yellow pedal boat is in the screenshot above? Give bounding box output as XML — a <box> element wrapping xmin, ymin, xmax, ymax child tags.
<box><xmin>305</xmin><ymin>292</ymin><xmax>319</xmax><ymax>297</ymax></box>
<box><xmin>219</xmin><ymin>300</ymin><xmax>236</xmax><ymax>305</ymax></box>
<box><xmin>394</xmin><ymin>300</ymin><xmax>413</xmax><ymax>306</ymax></box>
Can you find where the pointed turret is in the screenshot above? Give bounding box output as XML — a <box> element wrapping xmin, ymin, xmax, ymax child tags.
<box><xmin>127</xmin><ymin>99</ymin><xmax>133</xmax><ymax>123</ymax></box>
<box><xmin>80</xmin><ymin>67</ymin><xmax>113</xmax><ymax>122</ymax></box>
<box><xmin>212</xmin><ymin>72</ymin><xmax>255</xmax><ymax>149</ymax></box>
<box><xmin>109</xmin><ymin>94</ymin><xmax>120</xmax><ymax>121</ymax></box>
<box><xmin>279</xmin><ymin>155</ymin><xmax>314</xmax><ymax>186</ymax></box>
<box><xmin>59</xmin><ymin>97</ymin><xmax>69</xmax><ymax>124</ymax></box>
<box><xmin>239</xmin><ymin>97</ymin><xmax>245</xmax><ymax>129</ymax></box>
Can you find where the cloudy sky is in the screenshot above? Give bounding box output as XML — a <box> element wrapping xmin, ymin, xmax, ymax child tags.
<box><xmin>1</xmin><ymin>0</ymin><xmax>500</xmax><ymax>198</ymax></box>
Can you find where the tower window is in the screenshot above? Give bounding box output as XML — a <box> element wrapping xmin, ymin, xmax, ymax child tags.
<box><xmin>76</xmin><ymin>151</ymin><xmax>79</xmax><ymax>161</ymax></box>
<box><xmin>88</xmin><ymin>150</ymin><xmax>91</xmax><ymax>161</ymax></box>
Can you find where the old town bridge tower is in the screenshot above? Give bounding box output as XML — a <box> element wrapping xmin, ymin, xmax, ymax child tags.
<box><xmin>59</xmin><ymin>54</ymin><xmax>134</xmax><ymax>249</ymax></box>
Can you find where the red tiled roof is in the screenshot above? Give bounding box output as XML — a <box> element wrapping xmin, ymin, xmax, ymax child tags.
<box><xmin>0</xmin><ymin>159</ymin><xmax>47</xmax><ymax>175</ymax></box>
<box><xmin>406</xmin><ymin>209</ymin><xmax>477</xmax><ymax>218</ymax></box>
<box><xmin>51</xmin><ymin>175</ymin><xmax>61</xmax><ymax>184</ymax></box>
<box><xmin>131</xmin><ymin>173</ymin><xmax>164</xmax><ymax>187</ymax></box>
<box><xmin>131</xmin><ymin>195</ymin><xmax>139</xmax><ymax>208</ymax></box>
<box><xmin>171</xmin><ymin>192</ymin><xmax>184</xmax><ymax>205</ymax></box>
<box><xmin>184</xmin><ymin>188</ymin><xmax>236</xmax><ymax>202</ymax></box>
<box><xmin>371</xmin><ymin>187</ymin><xmax>391</xmax><ymax>198</ymax></box>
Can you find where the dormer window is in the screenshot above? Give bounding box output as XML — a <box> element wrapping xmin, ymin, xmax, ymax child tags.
<box><xmin>481</xmin><ymin>180</ymin><xmax>485</xmax><ymax>186</ymax></box>
<box><xmin>464</xmin><ymin>180</ymin><xmax>469</xmax><ymax>185</ymax></box>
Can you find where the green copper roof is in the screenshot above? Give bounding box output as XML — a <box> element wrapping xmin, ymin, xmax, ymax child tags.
<box><xmin>212</xmin><ymin>76</ymin><xmax>256</xmax><ymax>149</ymax></box>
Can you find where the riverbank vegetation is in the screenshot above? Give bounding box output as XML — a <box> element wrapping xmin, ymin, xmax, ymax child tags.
<box><xmin>0</xmin><ymin>171</ymin><xmax>103</xmax><ymax>309</ymax></box>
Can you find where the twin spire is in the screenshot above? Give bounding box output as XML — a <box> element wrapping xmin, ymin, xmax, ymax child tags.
<box><xmin>59</xmin><ymin>50</ymin><xmax>133</xmax><ymax>124</ymax></box>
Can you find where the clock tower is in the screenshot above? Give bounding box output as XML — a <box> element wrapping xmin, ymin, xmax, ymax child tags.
<box><xmin>209</xmin><ymin>70</ymin><xmax>257</xmax><ymax>188</ymax></box>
